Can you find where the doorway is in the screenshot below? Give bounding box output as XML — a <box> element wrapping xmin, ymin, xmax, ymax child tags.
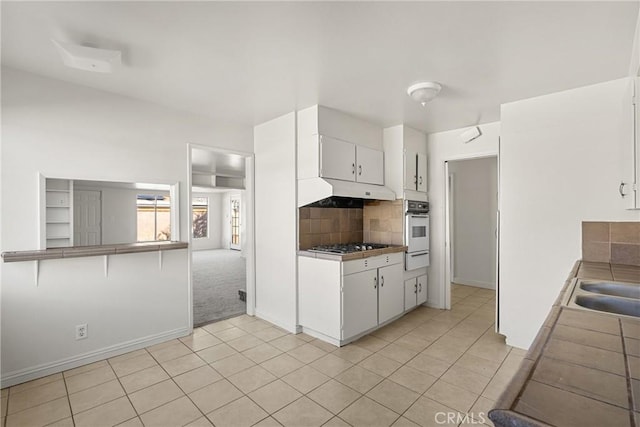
<box><xmin>445</xmin><ymin>156</ymin><xmax>499</xmax><ymax>328</ymax></box>
<box><xmin>189</xmin><ymin>145</ymin><xmax>254</xmax><ymax>327</ymax></box>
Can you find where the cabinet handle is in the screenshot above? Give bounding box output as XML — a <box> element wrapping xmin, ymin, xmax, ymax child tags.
<box><xmin>374</xmin><ymin>276</ymin><xmax>377</xmax><ymax>289</ymax></box>
<box><xmin>414</xmin><ymin>283</ymin><xmax>417</xmax><ymax>294</ymax></box>
<box><xmin>358</xmin><ymin>165</ymin><xmax>362</xmax><ymax>176</ymax></box>
<box><xmin>419</xmin><ymin>283</ymin><xmax>422</xmax><ymax>292</ymax></box>
<box><xmin>380</xmin><ymin>276</ymin><xmax>384</xmax><ymax>287</ymax></box>
<box><xmin>352</xmin><ymin>163</ymin><xmax>355</xmax><ymax>174</ymax></box>
<box><xmin>419</xmin><ymin>176</ymin><xmax>423</xmax><ymax>185</ymax></box>
<box><xmin>620</xmin><ymin>182</ymin><xmax>627</xmax><ymax>197</ymax></box>
<box><xmin>413</xmin><ymin>175</ymin><xmax>417</xmax><ymax>184</ymax></box>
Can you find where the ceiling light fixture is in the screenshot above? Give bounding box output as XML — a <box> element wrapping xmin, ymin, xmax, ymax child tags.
<box><xmin>52</xmin><ymin>40</ymin><xmax>121</xmax><ymax>73</ymax></box>
<box><xmin>407</xmin><ymin>81</ymin><xmax>442</xmax><ymax>106</ymax></box>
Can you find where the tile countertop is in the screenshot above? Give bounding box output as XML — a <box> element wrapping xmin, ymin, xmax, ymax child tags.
<box><xmin>297</xmin><ymin>245</ymin><xmax>407</xmax><ymax>261</ymax></box>
<box><xmin>1</xmin><ymin>241</ymin><xmax>189</xmax><ymax>262</ymax></box>
<box><xmin>489</xmin><ymin>261</ymin><xmax>640</xmax><ymax>427</ymax></box>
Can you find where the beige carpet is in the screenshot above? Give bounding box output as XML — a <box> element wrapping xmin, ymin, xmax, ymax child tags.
<box><xmin>192</xmin><ymin>249</ymin><xmax>246</xmax><ymax>326</ymax></box>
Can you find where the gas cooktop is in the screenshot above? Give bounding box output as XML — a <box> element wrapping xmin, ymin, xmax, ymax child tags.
<box><xmin>308</xmin><ymin>243</ymin><xmax>391</xmax><ymax>254</ymax></box>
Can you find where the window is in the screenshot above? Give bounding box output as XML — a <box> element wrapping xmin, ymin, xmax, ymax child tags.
<box><xmin>192</xmin><ymin>197</ymin><xmax>209</xmax><ymax>239</ymax></box>
<box><xmin>136</xmin><ymin>195</ymin><xmax>171</xmax><ymax>242</ymax></box>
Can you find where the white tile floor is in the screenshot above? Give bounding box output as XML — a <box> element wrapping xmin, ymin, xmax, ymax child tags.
<box><xmin>1</xmin><ymin>284</ymin><xmax>525</xmax><ymax>427</ymax></box>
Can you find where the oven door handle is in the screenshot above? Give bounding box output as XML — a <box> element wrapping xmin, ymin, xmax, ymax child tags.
<box><xmin>409</xmin><ymin>251</ymin><xmax>429</xmax><ymax>257</ymax></box>
<box><xmin>407</xmin><ymin>214</ymin><xmax>429</xmax><ymax>218</ymax></box>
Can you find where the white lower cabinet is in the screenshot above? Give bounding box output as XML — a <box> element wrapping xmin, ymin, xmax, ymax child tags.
<box><xmin>298</xmin><ymin>252</ymin><xmax>404</xmax><ymax>345</ymax></box>
<box><xmin>342</xmin><ymin>269</ymin><xmax>378</xmax><ymax>339</ymax></box>
<box><xmin>377</xmin><ymin>263</ymin><xmax>404</xmax><ymax>324</ymax></box>
<box><xmin>404</xmin><ymin>274</ymin><xmax>427</xmax><ymax>311</ymax></box>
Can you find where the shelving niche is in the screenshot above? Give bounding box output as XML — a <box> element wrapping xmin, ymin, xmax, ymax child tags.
<box><xmin>45</xmin><ymin>178</ymin><xmax>73</xmax><ymax>248</ymax></box>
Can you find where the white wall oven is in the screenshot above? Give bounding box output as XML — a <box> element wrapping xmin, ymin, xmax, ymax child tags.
<box><xmin>405</xmin><ymin>200</ymin><xmax>430</xmax><ymax>270</ymax></box>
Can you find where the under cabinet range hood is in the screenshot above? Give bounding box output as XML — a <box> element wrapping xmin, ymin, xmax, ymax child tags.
<box><xmin>298</xmin><ymin>177</ymin><xmax>396</xmax><ymax>207</ymax></box>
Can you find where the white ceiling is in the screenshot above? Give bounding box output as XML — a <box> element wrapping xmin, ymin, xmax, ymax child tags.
<box><xmin>2</xmin><ymin>1</ymin><xmax>638</xmax><ymax>134</ymax></box>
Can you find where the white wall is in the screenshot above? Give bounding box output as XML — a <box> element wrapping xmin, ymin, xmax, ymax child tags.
<box><xmin>449</xmin><ymin>157</ymin><xmax>497</xmax><ymax>289</ymax></box>
<box><xmin>99</xmin><ymin>188</ymin><xmax>138</xmax><ymax>245</ymax></box>
<box><xmin>191</xmin><ymin>192</ymin><xmax>223</xmax><ymax>251</ymax></box>
<box><xmin>254</xmin><ymin>112</ymin><xmax>298</xmax><ymax>332</ymax></box>
<box><xmin>0</xmin><ymin>68</ymin><xmax>252</xmax><ymax>385</ymax></box>
<box><xmin>427</xmin><ymin>122</ymin><xmax>500</xmax><ymax>309</ymax></box>
<box><xmin>500</xmin><ymin>78</ymin><xmax>640</xmax><ymax>350</ymax></box>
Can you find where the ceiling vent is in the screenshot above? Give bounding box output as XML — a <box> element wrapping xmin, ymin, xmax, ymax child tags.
<box><xmin>52</xmin><ymin>40</ymin><xmax>121</xmax><ymax>73</ymax></box>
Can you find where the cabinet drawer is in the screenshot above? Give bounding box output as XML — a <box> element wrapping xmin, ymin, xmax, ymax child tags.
<box><xmin>343</xmin><ymin>252</ymin><xmax>403</xmax><ymax>275</ymax></box>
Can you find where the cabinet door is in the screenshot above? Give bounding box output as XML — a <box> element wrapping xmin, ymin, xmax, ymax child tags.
<box><xmin>417</xmin><ymin>153</ymin><xmax>428</xmax><ymax>193</ymax></box>
<box><xmin>416</xmin><ymin>274</ymin><xmax>428</xmax><ymax>305</ymax></box>
<box><xmin>404</xmin><ymin>278</ymin><xmax>417</xmax><ymax>311</ymax></box>
<box><xmin>320</xmin><ymin>136</ymin><xmax>356</xmax><ymax>182</ymax></box>
<box><xmin>404</xmin><ymin>151</ymin><xmax>417</xmax><ymax>191</ymax></box>
<box><xmin>356</xmin><ymin>146</ymin><xmax>384</xmax><ymax>185</ymax></box>
<box><xmin>623</xmin><ymin>77</ymin><xmax>639</xmax><ymax>208</ymax></box>
<box><xmin>342</xmin><ymin>269</ymin><xmax>379</xmax><ymax>339</ymax></box>
<box><xmin>378</xmin><ymin>263</ymin><xmax>404</xmax><ymax>324</ymax></box>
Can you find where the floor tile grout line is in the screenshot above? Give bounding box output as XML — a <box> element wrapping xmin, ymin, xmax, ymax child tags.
<box><xmin>6</xmin><ymin>285</ymin><xmax>510</xmax><ymax>427</ymax></box>
<box><xmin>136</xmin><ymin>343</ymin><xmax>211</xmax><ymax>425</ymax></box>
<box><xmin>391</xmin><ymin>288</ymin><xmax>507</xmax><ymax>419</ymax></box>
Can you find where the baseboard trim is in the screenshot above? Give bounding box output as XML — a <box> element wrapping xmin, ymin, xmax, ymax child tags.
<box><xmin>1</xmin><ymin>327</ymin><xmax>191</xmax><ymax>388</ymax></box>
<box><xmin>452</xmin><ymin>278</ymin><xmax>496</xmax><ymax>290</ymax></box>
<box><xmin>254</xmin><ymin>310</ymin><xmax>298</xmax><ymax>334</ymax></box>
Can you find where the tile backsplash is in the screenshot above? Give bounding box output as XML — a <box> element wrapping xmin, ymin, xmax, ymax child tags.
<box><xmin>298</xmin><ymin>207</ymin><xmax>363</xmax><ymax>249</ymax></box>
<box><xmin>363</xmin><ymin>200</ymin><xmax>404</xmax><ymax>246</ymax></box>
<box><xmin>582</xmin><ymin>221</ymin><xmax>640</xmax><ymax>266</ymax></box>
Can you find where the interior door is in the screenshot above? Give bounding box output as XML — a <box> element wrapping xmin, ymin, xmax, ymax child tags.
<box><xmin>230</xmin><ymin>196</ymin><xmax>241</xmax><ymax>250</ymax></box>
<box><xmin>378</xmin><ymin>263</ymin><xmax>404</xmax><ymax>324</ymax></box>
<box><xmin>342</xmin><ymin>269</ymin><xmax>378</xmax><ymax>339</ymax></box>
<box><xmin>320</xmin><ymin>136</ymin><xmax>356</xmax><ymax>182</ymax></box>
<box><xmin>404</xmin><ymin>150</ymin><xmax>417</xmax><ymax>190</ymax></box>
<box><xmin>417</xmin><ymin>153</ymin><xmax>428</xmax><ymax>192</ymax></box>
<box><xmin>74</xmin><ymin>190</ymin><xmax>101</xmax><ymax>246</ymax></box>
<box><xmin>356</xmin><ymin>146</ymin><xmax>384</xmax><ymax>185</ymax></box>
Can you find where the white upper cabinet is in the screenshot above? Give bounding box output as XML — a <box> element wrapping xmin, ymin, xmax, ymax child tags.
<box><xmin>417</xmin><ymin>153</ymin><xmax>428</xmax><ymax>193</ymax></box>
<box><xmin>384</xmin><ymin>125</ymin><xmax>428</xmax><ymax>200</ymax></box>
<box><xmin>622</xmin><ymin>77</ymin><xmax>639</xmax><ymax>209</ymax></box>
<box><xmin>404</xmin><ymin>150</ymin><xmax>417</xmax><ymax>191</ymax></box>
<box><xmin>297</xmin><ymin>105</ymin><xmax>386</xmax><ymax>186</ymax></box>
<box><xmin>319</xmin><ymin>136</ymin><xmax>384</xmax><ymax>184</ymax></box>
<box><xmin>356</xmin><ymin>145</ymin><xmax>384</xmax><ymax>185</ymax></box>
<box><xmin>320</xmin><ymin>136</ymin><xmax>357</xmax><ymax>182</ymax></box>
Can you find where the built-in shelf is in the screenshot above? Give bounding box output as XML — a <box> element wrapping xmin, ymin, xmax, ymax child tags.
<box><xmin>45</xmin><ymin>178</ymin><xmax>73</xmax><ymax>248</ymax></box>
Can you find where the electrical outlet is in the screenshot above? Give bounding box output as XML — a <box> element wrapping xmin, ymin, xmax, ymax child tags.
<box><xmin>75</xmin><ymin>324</ymin><xmax>88</xmax><ymax>340</ymax></box>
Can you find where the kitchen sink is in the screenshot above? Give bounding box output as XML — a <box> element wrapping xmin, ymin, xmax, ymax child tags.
<box><xmin>574</xmin><ymin>294</ymin><xmax>640</xmax><ymax>317</ymax></box>
<box><xmin>579</xmin><ymin>281</ymin><xmax>640</xmax><ymax>299</ymax></box>
<box><xmin>563</xmin><ymin>279</ymin><xmax>640</xmax><ymax>318</ymax></box>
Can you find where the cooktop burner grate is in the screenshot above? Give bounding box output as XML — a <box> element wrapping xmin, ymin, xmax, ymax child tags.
<box><xmin>308</xmin><ymin>243</ymin><xmax>391</xmax><ymax>254</ymax></box>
